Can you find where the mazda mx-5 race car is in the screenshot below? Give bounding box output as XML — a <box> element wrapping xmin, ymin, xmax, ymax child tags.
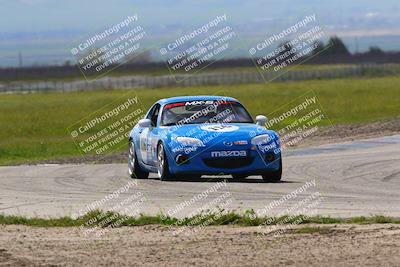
<box><xmin>128</xmin><ymin>96</ymin><xmax>282</xmax><ymax>182</ymax></box>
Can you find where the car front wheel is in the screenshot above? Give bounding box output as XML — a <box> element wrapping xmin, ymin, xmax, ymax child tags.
<box><xmin>157</xmin><ymin>142</ymin><xmax>172</xmax><ymax>181</ymax></box>
<box><xmin>128</xmin><ymin>141</ymin><xmax>149</xmax><ymax>179</ymax></box>
<box><xmin>232</xmin><ymin>174</ymin><xmax>248</xmax><ymax>181</ymax></box>
<box><xmin>262</xmin><ymin>158</ymin><xmax>282</xmax><ymax>183</ymax></box>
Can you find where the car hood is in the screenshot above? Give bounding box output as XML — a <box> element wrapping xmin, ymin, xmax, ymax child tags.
<box><xmin>160</xmin><ymin>123</ymin><xmax>278</xmax><ymax>144</ymax></box>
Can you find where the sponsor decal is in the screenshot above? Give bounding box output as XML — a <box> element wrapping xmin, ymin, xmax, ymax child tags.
<box><xmin>233</xmin><ymin>140</ymin><xmax>248</xmax><ymax>145</ymax></box>
<box><xmin>185</xmin><ymin>100</ymin><xmax>215</xmax><ymax>106</ymax></box>
<box><xmin>211</xmin><ymin>150</ymin><xmax>247</xmax><ymax>157</ymax></box>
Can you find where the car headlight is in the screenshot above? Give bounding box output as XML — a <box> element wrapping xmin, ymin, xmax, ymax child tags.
<box><xmin>176</xmin><ymin>137</ymin><xmax>205</xmax><ymax>147</ymax></box>
<box><xmin>251</xmin><ymin>134</ymin><xmax>274</xmax><ymax>145</ymax></box>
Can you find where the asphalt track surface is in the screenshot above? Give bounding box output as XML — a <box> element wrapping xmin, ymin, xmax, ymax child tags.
<box><xmin>0</xmin><ymin>135</ymin><xmax>399</xmax><ymax>218</ymax></box>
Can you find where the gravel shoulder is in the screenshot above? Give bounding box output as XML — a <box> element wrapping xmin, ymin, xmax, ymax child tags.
<box><xmin>295</xmin><ymin>118</ymin><xmax>400</xmax><ymax>148</ymax></box>
<box><xmin>1</xmin><ymin>224</ymin><xmax>399</xmax><ymax>266</ymax></box>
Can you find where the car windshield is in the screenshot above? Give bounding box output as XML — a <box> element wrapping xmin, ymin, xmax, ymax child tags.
<box><xmin>161</xmin><ymin>100</ymin><xmax>253</xmax><ymax>126</ymax></box>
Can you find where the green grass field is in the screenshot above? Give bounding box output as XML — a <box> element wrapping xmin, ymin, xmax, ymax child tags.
<box><xmin>0</xmin><ymin>76</ymin><xmax>399</xmax><ymax>165</ymax></box>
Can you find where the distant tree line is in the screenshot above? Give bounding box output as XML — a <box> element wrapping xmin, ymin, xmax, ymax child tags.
<box><xmin>275</xmin><ymin>36</ymin><xmax>387</xmax><ymax>63</ymax></box>
<box><xmin>312</xmin><ymin>36</ymin><xmax>385</xmax><ymax>56</ymax></box>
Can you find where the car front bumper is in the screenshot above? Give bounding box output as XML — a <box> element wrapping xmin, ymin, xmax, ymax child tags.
<box><xmin>166</xmin><ymin>144</ymin><xmax>281</xmax><ymax>175</ymax></box>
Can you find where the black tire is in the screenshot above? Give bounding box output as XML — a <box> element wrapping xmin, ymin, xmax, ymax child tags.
<box><xmin>175</xmin><ymin>174</ymin><xmax>201</xmax><ymax>180</ymax></box>
<box><xmin>232</xmin><ymin>174</ymin><xmax>248</xmax><ymax>181</ymax></box>
<box><xmin>262</xmin><ymin>158</ymin><xmax>282</xmax><ymax>183</ymax></box>
<box><xmin>187</xmin><ymin>174</ymin><xmax>202</xmax><ymax>180</ymax></box>
<box><xmin>128</xmin><ymin>141</ymin><xmax>149</xmax><ymax>179</ymax></box>
<box><xmin>157</xmin><ymin>142</ymin><xmax>172</xmax><ymax>181</ymax></box>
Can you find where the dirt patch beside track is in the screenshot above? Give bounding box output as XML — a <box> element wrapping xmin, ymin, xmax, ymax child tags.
<box><xmin>1</xmin><ymin>224</ymin><xmax>399</xmax><ymax>266</ymax></box>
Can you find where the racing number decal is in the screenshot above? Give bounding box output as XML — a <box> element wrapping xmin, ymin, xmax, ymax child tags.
<box><xmin>139</xmin><ymin>128</ymin><xmax>149</xmax><ymax>162</ymax></box>
<box><xmin>200</xmin><ymin>124</ymin><xmax>239</xmax><ymax>133</ymax></box>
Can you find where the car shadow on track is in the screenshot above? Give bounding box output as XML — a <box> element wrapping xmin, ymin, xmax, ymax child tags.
<box><xmin>147</xmin><ymin>176</ymin><xmax>298</xmax><ymax>183</ymax></box>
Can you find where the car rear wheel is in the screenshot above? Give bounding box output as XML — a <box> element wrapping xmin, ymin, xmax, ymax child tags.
<box><xmin>128</xmin><ymin>141</ymin><xmax>149</xmax><ymax>179</ymax></box>
<box><xmin>262</xmin><ymin>158</ymin><xmax>282</xmax><ymax>183</ymax></box>
<box><xmin>157</xmin><ymin>142</ymin><xmax>172</xmax><ymax>181</ymax></box>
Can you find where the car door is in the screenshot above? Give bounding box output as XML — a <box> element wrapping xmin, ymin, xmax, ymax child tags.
<box><xmin>139</xmin><ymin>103</ymin><xmax>160</xmax><ymax>165</ymax></box>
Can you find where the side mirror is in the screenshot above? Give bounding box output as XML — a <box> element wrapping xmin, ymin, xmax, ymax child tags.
<box><xmin>138</xmin><ymin>119</ymin><xmax>152</xmax><ymax>128</ymax></box>
<box><xmin>255</xmin><ymin>115</ymin><xmax>267</xmax><ymax>126</ymax></box>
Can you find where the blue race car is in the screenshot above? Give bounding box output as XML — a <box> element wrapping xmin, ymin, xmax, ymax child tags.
<box><xmin>128</xmin><ymin>96</ymin><xmax>282</xmax><ymax>182</ymax></box>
